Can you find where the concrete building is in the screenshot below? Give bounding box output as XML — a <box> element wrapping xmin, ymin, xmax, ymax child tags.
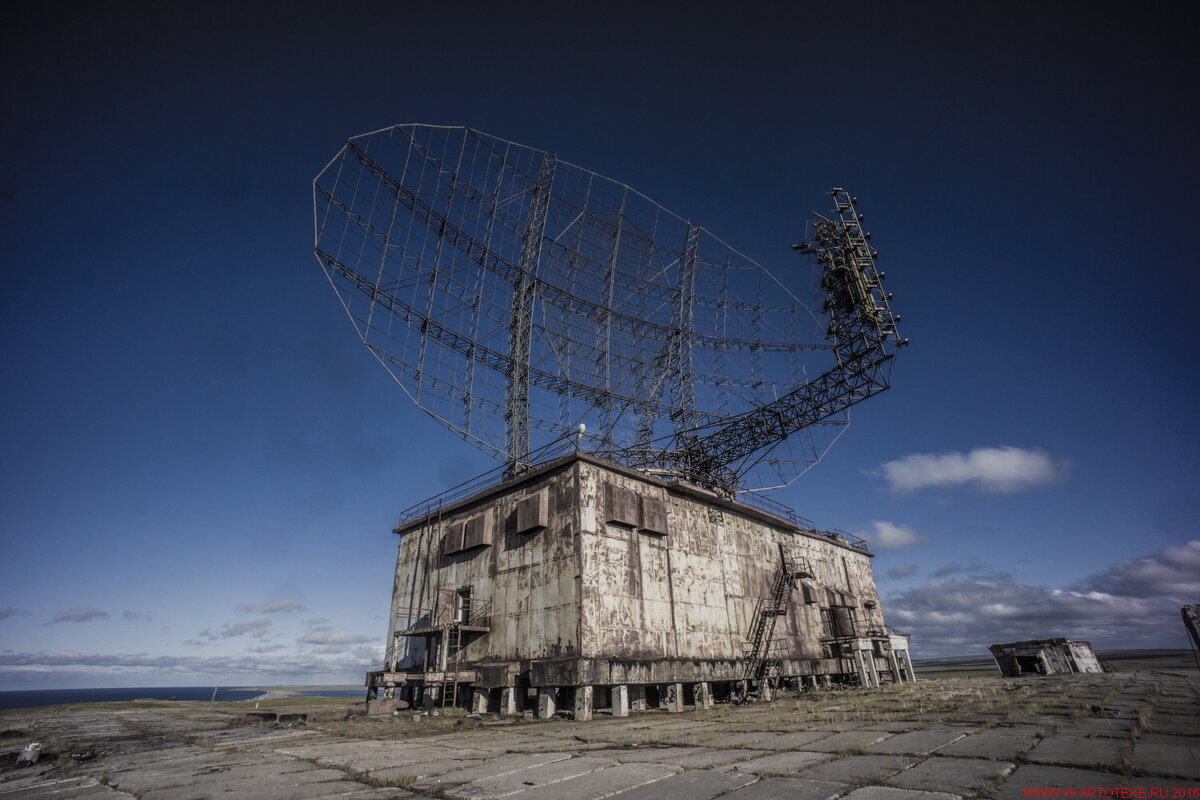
<box><xmin>989</xmin><ymin>639</ymin><xmax>1104</xmax><ymax>677</ymax></box>
<box><xmin>367</xmin><ymin>453</ymin><xmax>915</xmax><ymax>716</ymax></box>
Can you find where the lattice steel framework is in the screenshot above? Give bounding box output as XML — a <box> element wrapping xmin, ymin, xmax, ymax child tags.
<box><xmin>313</xmin><ymin>125</ymin><xmax>904</xmax><ymax>494</ymax></box>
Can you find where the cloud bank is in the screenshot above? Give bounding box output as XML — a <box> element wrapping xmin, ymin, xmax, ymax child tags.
<box><xmin>241</xmin><ymin>600</ymin><xmax>305</xmax><ymax>614</ymax></box>
<box><xmin>880</xmin><ymin>446</ymin><xmax>1068</xmax><ymax>493</ymax></box>
<box><xmin>864</xmin><ymin>521</ymin><xmax>928</xmax><ymax>550</ymax></box>
<box><xmin>48</xmin><ymin>608</ymin><xmax>109</xmax><ymax>624</ymax></box>
<box><xmin>884</xmin><ymin>539</ymin><xmax>1199</xmax><ymax>656</ymax></box>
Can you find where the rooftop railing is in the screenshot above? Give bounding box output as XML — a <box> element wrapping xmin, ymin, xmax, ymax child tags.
<box><xmin>393</xmin><ymin>435</ymin><xmax>868</xmax><ymax>549</ymax></box>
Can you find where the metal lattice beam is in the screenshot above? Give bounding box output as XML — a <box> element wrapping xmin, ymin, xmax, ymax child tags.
<box><xmin>314</xmin><ymin>127</ymin><xmax>902</xmax><ymax>493</ymax></box>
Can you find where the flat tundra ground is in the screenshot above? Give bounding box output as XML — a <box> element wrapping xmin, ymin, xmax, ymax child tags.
<box><xmin>1</xmin><ymin>671</ymin><xmax>1197</xmax><ymax>800</ymax></box>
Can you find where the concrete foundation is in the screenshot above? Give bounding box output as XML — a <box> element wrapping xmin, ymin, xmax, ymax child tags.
<box><xmin>574</xmin><ymin>685</ymin><xmax>594</xmax><ymax>721</ymax></box>
<box><xmin>612</xmin><ymin>684</ymin><xmax>629</xmax><ymax>717</ymax></box>
<box><xmin>537</xmin><ymin>687</ymin><xmax>556</xmax><ymax>719</ymax></box>
<box><xmin>501</xmin><ymin>686</ymin><xmax>520</xmax><ymax>715</ymax></box>
<box><xmin>663</xmin><ymin>683</ymin><xmax>684</xmax><ymax>712</ymax></box>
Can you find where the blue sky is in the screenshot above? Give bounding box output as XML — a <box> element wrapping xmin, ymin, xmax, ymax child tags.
<box><xmin>1</xmin><ymin>2</ymin><xmax>1196</xmax><ymax>688</ymax></box>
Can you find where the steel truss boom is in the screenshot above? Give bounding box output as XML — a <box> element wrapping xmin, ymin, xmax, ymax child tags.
<box><xmin>658</xmin><ymin>189</ymin><xmax>907</xmax><ymax>493</ymax></box>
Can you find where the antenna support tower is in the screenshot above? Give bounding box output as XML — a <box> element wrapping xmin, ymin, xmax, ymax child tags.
<box><xmin>313</xmin><ymin>126</ymin><xmax>905</xmax><ymax>496</ymax></box>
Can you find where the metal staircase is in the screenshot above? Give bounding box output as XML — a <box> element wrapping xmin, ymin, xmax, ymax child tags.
<box><xmin>739</xmin><ymin>544</ymin><xmax>812</xmax><ymax>701</ymax></box>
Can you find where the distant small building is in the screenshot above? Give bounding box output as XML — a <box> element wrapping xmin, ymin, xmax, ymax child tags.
<box><xmin>989</xmin><ymin>638</ymin><xmax>1103</xmax><ymax>677</ymax></box>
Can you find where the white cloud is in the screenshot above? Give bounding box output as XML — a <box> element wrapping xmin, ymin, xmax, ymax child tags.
<box><xmin>1079</xmin><ymin>540</ymin><xmax>1200</xmax><ymax>597</ymax></box>
<box><xmin>241</xmin><ymin>600</ymin><xmax>305</xmax><ymax>614</ymax></box>
<box><xmin>0</xmin><ymin>607</ymin><xmax>25</xmax><ymax>622</ymax></box>
<box><xmin>879</xmin><ymin>446</ymin><xmax>1068</xmax><ymax>493</ymax></box>
<box><xmin>886</xmin><ymin>564</ymin><xmax>919</xmax><ymax>579</ymax></box>
<box><xmin>185</xmin><ymin>618</ymin><xmax>273</xmax><ymax>646</ymax></box>
<box><xmin>864</xmin><ymin>521</ymin><xmax>928</xmax><ymax>549</ymax></box>
<box><xmin>299</xmin><ymin>627</ymin><xmax>373</xmax><ymax>647</ymax></box>
<box><xmin>122</xmin><ymin>610</ymin><xmax>152</xmax><ymax>623</ymax></box>
<box><xmin>48</xmin><ymin>608</ymin><xmax>109</xmax><ymax>624</ymax></box>
<box><xmin>883</xmin><ymin>540</ymin><xmax>1200</xmax><ymax>657</ymax></box>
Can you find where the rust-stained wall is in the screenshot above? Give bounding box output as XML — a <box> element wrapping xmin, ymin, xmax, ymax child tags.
<box><xmin>389</xmin><ymin>454</ymin><xmax>886</xmax><ymax>678</ymax></box>
<box><xmin>576</xmin><ymin>460</ymin><xmax>884</xmax><ymax>665</ymax></box>
<box><xmin>389</xmin><ymin>462</ymin><xmax>582</xmax><ymax>669</ymax></box>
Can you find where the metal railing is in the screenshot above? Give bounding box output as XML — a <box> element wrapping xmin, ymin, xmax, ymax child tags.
<box><xmin>392</xmin><ymin>432</ymin><xmax>868</xmax><ymax>549</ymax></box>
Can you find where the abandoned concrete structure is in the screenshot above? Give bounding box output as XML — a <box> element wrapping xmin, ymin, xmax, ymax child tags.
<box><xmin>366</xmin><ymin>452</ymin><xmax>915</xmax><ymax>717</ymax></box>
<box><xmin>989</xmin><ymin>638</ymin><xmax>1104</xmax><ymax>677</ymax></box>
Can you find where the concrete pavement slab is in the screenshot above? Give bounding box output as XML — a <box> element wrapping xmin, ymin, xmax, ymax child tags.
<box><xmin>800</xmin><ymin>730</ymin><xmax>894</xmax><ymax>752</ymax></box>
<box><xmin>749</xmin><ymin>730</ymin><xmax>834</xmax><ymax>749</ymax></box>
<box><xmin>1150</xmin><ymin>713</ymin><xmax>1200</xmax><ymax>736</ymax></box>
<box><xmin>992</xmin><ymin>765</ymin><xmax>1134</xmax><ymax>800</ymax></box>
<box><xmin>798</xmin><ymin>754</ymin><xmax>918</xmax><ymax>783</ymax></box>
<box><xmin>885</xmin><ymin>756</ymin><xmax>1014</xmax><ymax>795</ymax></box>
<box><xmin>721</xmin><ymin>750</ymin><xmax>831</xmax><ymax>775</ymax></box>
<box><xmin>0</xmin><ymin>777</ymin><xmax>136</xmax><ymax>799</ymax></box>
<box><xmin>719</xmin><ymin>776</ymin><xmax>844</xmax><ymax>800</ymax></box>
<box><xmin>606</xmin><ymin>768</ymin><xmax>756</xmax><ymax>800</ymax></box>
<box><xmin>582</xmin><ymin>746</ymin><xmax>708</xmax><ymax>763</ymax></box>
<box><xmin>1131</xmin><ymin>733</ymin><xmax>1200</xmax><ymax>779</ymax></box>
<box><xmin>141</xmin><ymin>778</ymin><xmax>381</xmax><ymax>800</ymax></box>
<box><xmin>1067</xmin><ymin>716</ymin><xmax>1138</xmax><ymax>738</ymax></box>
<box><xmin>937</xmin><ymin>725</ymin><xmax>1041</xmax><ymax>759</ymax></box>
<box><xmin>410</xmin><ymin>752</ymin><xmax>573</xmax><ymax>790</ymax></box>
<box><xmin>864</xmin><ymin>725</ymin><xmax>972</xmax><ymax>755</ymax></box>
<box><xmin>1025</xmin><ymin>733</ymin><xmax>1127</xmax><ymax>770</ymax></box>
<box><xmin>840</xmin><ymin>787</ymin><xmax>960</xmax><ymax>800</ymax></box>
<box><xmin>669</xmin><ymin>748</ymin><xmax>770</xmax><ymax>767</ymax></box>
<box><xmin>515</xmin><ymin>762</ymin><xmax>680</xmax><ymax>799</ymax></box>
<box><xmin>442</xmin><ymin>755</ymin><xmax>617</xmax><ymax>799</ymax></box>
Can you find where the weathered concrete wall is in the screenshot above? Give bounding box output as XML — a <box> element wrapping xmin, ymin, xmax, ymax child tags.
<box><xmin>389</xmin><ymin>460</ymin><xmax>582</xmax><ymax>670</ymax></box>
<box><xmin>576</xmin><ymin>460</ymin><xmax>884</xmax><ymax>667</ymax></box>
<box><xmin>386</xmin><ymin>454</ymin><xmax>894</xmax><ymax>687</ymax></box>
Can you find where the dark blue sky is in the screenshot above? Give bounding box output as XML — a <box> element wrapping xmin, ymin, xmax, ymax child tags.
<box><xmin>2</xmin><ymin>2</ymin><xmax>1197</xmax><ymax>687</ymax></box>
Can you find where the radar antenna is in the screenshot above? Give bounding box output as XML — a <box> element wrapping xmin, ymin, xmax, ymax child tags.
<box><xmin>313</xmin><ymin>126</ymin><xmax>906</xmax><ymax>495</ymax></box>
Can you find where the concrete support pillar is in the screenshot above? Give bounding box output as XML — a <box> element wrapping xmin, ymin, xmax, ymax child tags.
<box><xmin>903</xmin><ymin>651</ymin><xmax>918</xmax><ymax>683</ymax></box>
<box><xmin>739</xmin><ymin>679</ymin><xmax>750</xmax><ymax>699</ymax></box>
<box><xmin>574</xmin><ymin>685</ymin><xmax>594</xmax><ymax>721</ymax></box>
<box><xmin>471</xmin><ymin>687</ymin><xmax>489</xmax><ymax>715</ymax></box>
<box><xmin>501</xmin><ymin>686</ymin><xmax>520</xmax><ymax>715</ymax></box>
<box><xmin>888</xmin><ymin>652</ymin><xmax>904</xmax><ymax>684</ymax></box>
<box><xmin>761</xmin><ymin>680</ymin><xmax>777</xmax><ymax>702</ymax></box>
<box><xmin>663</xmin><ymin>683</ymin><xmax>684</xmax><ymax>713</ymax></box>
<box><xmin>612</xmin><ymin>685</ymin><xmax>630</xmax><ymax>717</ymax></box>
<box><xmin>695</xmin><ymin>681</ymin><xmax>713</xmax><ymax>709</ymax></box>
<box><xmin>866</xmin><ymin>654</ymin><xmax>881</xmax><ymax>687</ymax></box>
<box><xmin>806</xmin><ymin>675</ymin><xmax>818</xmax><ymax>691</ymax></box>
<box><xmin>537</xmin><ymin>687</ymin><xmax>556</xmax><ymax>719</ymax></box>
<box><xmin>854</xmin><ymin>651</ymin><xmax>873</xmax><ymax>688</ymax></box>
<box><xmin>630</xmin><ymin>685</ymin><xmax>647</xmax><ymax>712</ymax></box>
<box><xmin>821</xmin><ymin>674</ymin><xmax>832</xmax><ymax>689</ymax></box>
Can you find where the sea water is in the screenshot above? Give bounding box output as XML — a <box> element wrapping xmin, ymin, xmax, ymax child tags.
<box><xmin>0</xmin><ymin>686</ymin><xmax>266</xmax><ymax>710</ymax></box>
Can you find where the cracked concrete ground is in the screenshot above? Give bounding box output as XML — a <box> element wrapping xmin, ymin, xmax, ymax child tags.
<box><xmin>1</xmin><ymin>671</ymin><xmax>1196</xmax><ymax>799</ymax></box>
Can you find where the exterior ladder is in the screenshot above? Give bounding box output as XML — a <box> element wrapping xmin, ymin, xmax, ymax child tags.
<box><xmin>739</xmin><ymin>544</ymin><xmax>812</xmax><ymax>701</ymax></box>
<box><xmin>441</xmin><ymin>624</ymin><xmax>463</xmax><ymax>708</ymax></box>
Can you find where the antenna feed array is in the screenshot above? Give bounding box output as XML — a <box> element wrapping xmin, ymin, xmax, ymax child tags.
<box><xmin>800</xmin><ymin>189</ymin><xmax>907</xmax><ymax>353</ymax></box>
